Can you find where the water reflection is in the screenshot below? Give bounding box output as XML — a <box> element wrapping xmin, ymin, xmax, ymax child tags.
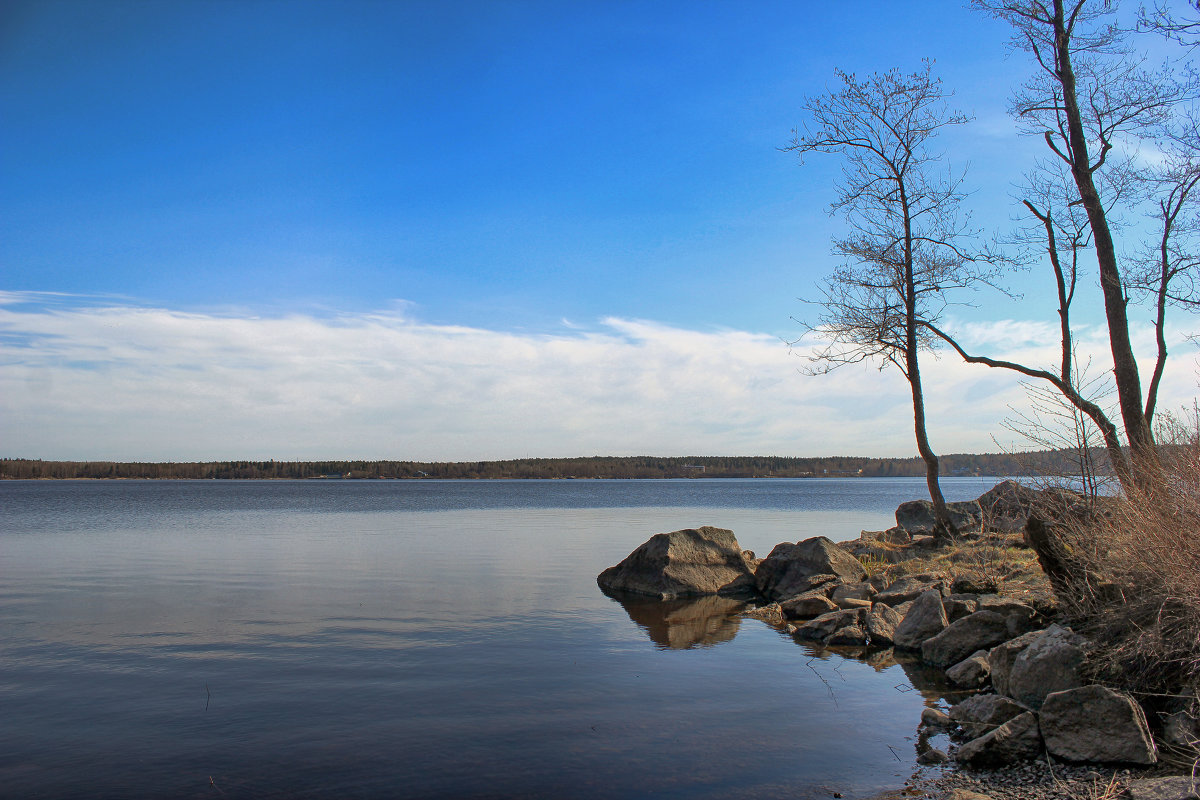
<box><xmin>601</xmin><ymin>588</ymin><xmax>747</xmax><ymax>649</ymax></box>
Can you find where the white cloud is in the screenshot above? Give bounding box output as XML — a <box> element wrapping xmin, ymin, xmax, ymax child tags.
<box><xmin>0</xmin><ymin>293</ymin><xmax>1196</xmax><ymax>461</ymax></box>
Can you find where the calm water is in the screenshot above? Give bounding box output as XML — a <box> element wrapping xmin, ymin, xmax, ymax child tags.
<box><xmin>0</xmin><ymin>478</ymin><xmax>996</xmax><ymax>800</ymax></box>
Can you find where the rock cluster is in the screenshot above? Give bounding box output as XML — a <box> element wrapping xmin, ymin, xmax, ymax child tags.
<box><xmin>596</xmin><ymin>480</ymin><xmax>1185</xmax><ymax>776</ymax></box>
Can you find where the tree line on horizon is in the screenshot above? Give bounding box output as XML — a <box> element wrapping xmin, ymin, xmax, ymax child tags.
<box><xmin>0</xmin><ymin>450</ymin><xmax>1108</xmax><ymax>481</ymax></box>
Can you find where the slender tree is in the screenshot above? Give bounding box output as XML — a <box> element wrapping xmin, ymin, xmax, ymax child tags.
<box><xmin>787</xmin><ymin>63</ymin><xmax>998</xmax><ymax>541</ymax></box>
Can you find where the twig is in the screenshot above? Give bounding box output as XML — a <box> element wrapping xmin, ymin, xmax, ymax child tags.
<box><xmin>205</xmin><ymin>683</ymin><xmax>211</xmax><ymax>712</ymax></box>
<box><xmin>806</xmin><ymin>658</ymin><xmax>839</xmax><ymax>708</ymax></box>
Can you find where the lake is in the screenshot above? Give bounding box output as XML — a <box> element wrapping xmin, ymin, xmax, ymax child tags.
<box><xmin>0</xmin><ymin>477</ymin><xmax>997</xmax><ymax>799</ymax></box>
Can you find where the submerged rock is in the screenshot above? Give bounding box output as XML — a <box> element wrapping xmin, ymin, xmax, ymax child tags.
<box><xmin>597</xmin><ymin>526</ymin><xmax>757</xmax><ymax>600</ymax></box>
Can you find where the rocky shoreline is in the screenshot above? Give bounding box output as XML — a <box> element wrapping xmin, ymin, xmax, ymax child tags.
<box><xmin>597</xmin><ymin>481</ymin><xmax>1200</xmax><ymax>800</ymax></box>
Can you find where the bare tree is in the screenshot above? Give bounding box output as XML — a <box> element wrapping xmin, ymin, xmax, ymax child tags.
<box><xmin>1139</xmin><ymin>0</ymin><xmax>1200</xmax><ymax>47</ymax></box>
<box><xmin>786</xmin><ymin>63</ymin><xmax>998</xmax><ymax>541</ymax></box>
<box><xmin>1129</xmin><ymin>153</ymin><xmax>1200</xmax><ymax>425</ymax></box>
<box><xmin>924</xmin><ymin>162</ymin><xmax>1137</xmax><ymax>490</ymax></box>
<box><xmin>973</xmin><ymin>0</ymin><xmax>1193</xmax><ymax>486</ymax></box>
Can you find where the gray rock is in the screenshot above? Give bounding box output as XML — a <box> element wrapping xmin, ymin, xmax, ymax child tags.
<box><xmin>755</xmin><ymin>537</ymin><xmax>866</xmax><ymax>601</ymax></box>
<box><xmin>1041</xmin><ymin>685</ymin><xmax>1157</xmax><ymax>764</ymax></box>
<box><xmin>976</xmin><ymin>480</ymin><xmax>1041</xmax><ymax>533</ymax></box>
<box><xmin>779</xmin><ymin>590</ymin><xmax>839</xmax><ymax>620</ymax></box>
<box><xmin>974</xmin><ymin>595</ymin><xmax>1038</xmax><ymax>636</ymax></box>
<box><xmin>917</xmin><ymin>747</ymin><xmax>949</xmax><ymax>765</ymax></box>
<box><xmin>944</xmin><ymin>596</ymin><xmax>980</xmax><ymax>622</ymax></box>
<box><xmin>952</xmin><ymin>575</ymin><xmax>999</xmax><ymax>594</ymax></box>
<box><xmin>950</xmin><ymin>694</ymin><xmax>1029</xmax><ymax>740</ymax></box>
<box><xmin>1164</xmin><ymin>708</ymin><xmax>1200</xmax><ymax>751</ymax></box>
<box><xmin>1007</xmin><ymin>625</ymin><xmax>1087</xmax><ymax>709</ymax></box>
<box><xmin>988</xmin><ymin>629</ymin><xmax>1045</xmax><ymax>697</ymax></box>
<box><xmin>597</xmin><ymin>526</ymin><xmax>757</xmax><ymax>599</ymax></box>
<box><xmin>794</xmin><ymin>608</ymin><xmax>866</xmax><ymax>643</ymax></box>
<box><xmin>1125</xmin><ymin>776</ymin><xmax>1200</xmax><ymax>800</ymax></box>
<box><xmin>825</xmin><ymin>622</ymin><xmax>869</xmax><ymax>646</ymax></box>
<box><xmin>896</xmin><ymin>499</ymin><xmax>984</xmax><ymax>536</ymax></box>
<box><xmin>874</xmin><ymin>575</ymin><xmax>946</xmax><ymax>606</ymax></box>
<box><xmin>893</xmin><ymin>589</ymin><xmax>948</xmax><ymax>651</ymax></box>
<box><xmin>742</xmin><ymin>603</ymin><xmax>784</xmax><ymax>625</ymax></box>
<box><xmin>866</xmin><ymin>602</ymin><xmax>903</xmax><ymax>646</ymax></box>
<box><xmin>832</xmin><ymin>581</ymin><xmax>876</xmax><ymax>603</ymax></box>
<box><xmin>1161</xmin><ymin>687</ymin><xmax>1200</xmax><ymax>751</ymax></box>
<box><xmin>921</xmin><ymin>610</ymin><xmax>1014</xmax><ymax>668</ymax></box>
<box><xmin>955</xmin><ymin>711</ymin><xmax>1042</xmax><ymax>766</ymax></box>
<box><xmin>946</xmin><ymin>650</ymin><xmax>991</xmax><ymax>689</ymax></box>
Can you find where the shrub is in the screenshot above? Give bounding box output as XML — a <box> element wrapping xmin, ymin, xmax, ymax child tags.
<box><xmin>1053</xmin><ymin>412</ymin><xmax>1200</xmax><ymax>694</ymax></box>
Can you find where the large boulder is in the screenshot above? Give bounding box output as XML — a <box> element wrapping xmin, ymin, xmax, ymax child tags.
<box><xmin>1006</xmin><ymin>625</ymin><xmax>1088</xmax><ymax>709</ymax></box>
<box><xmin>921</xmin><ymin>610</ymin><xmax>1014</xmax><ymax>668</ymax></box>
<box><xmin>893</xmin><ymin>589</ymin><xmax>949</xmax><ymax>650</ymax></box>
<box><xmin>976</xmin><ymin>480</ymin><xmax>1041</xmax><ymax>532</ymax></box>
<box><xmin>988</xmin><ymin>629</ymin><xmax>1045</xmax><ymax>697</ymax></box>
<box><xmin>895</xmin><ymin>499</ymin><xmax>984</xmax><ymax>536</ymax></box>
<box><xmin>754</xmin><ymin>537</ymin><xmax>866</xmax><ymax>601</ymax></box>
<box><xmin>950</xmin><ymin>693</ymin><xmax>1030</xmax><ymax>740</ymax></box>
<box><xmin>1040</xmin><ymin>685</ymin><xmax>1157</xmax><ymax>764</ymax></box>
<box><xmin>956</xmin><ymin>711</ymin><xmax>1043</xmax><ymax>766</ymax></box>
<box><xmin>597</xmin><ymin>526</ymin><xmax>757</xmax><ymax>599</ymax></box>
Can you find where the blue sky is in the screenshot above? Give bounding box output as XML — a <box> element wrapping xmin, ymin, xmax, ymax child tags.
<box><xmin>1</xmin><ymin>0</ymin><xmax>1196</xmax><ymax>460</ymax></box>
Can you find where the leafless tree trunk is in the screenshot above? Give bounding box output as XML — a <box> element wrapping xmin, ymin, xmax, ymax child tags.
<box><xmin>974</xmin><ymin>0</ymin><xmax>1192</xmax><ymax>487</ymax></box>
<box><xmin>786</xmin><ymin>63</ymin><xmax>1000</xmax><ymax>541</ymax></box>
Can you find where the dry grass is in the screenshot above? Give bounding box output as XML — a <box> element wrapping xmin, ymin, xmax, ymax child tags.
<box><xmin>1053</xmin><ymin>430</ymin><xmax>1200</xmax><ymax>694</ymax></box>
<box><xmin>859</xmin><ymin>538</ymin><xmax>1048</xmax><ymax>594</ymax></box>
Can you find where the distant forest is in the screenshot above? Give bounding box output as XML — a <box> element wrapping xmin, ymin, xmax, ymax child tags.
<box><xmin>1</xmin><ymin>450</ymin><xmax>1107</xmax><ymax>480</ymax></box>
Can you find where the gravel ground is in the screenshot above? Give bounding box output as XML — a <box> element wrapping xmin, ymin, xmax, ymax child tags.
<box><xmin>860</xmin><ymin>759</ymin><xmax>1165</xmax><ymax>800</ymax></box>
